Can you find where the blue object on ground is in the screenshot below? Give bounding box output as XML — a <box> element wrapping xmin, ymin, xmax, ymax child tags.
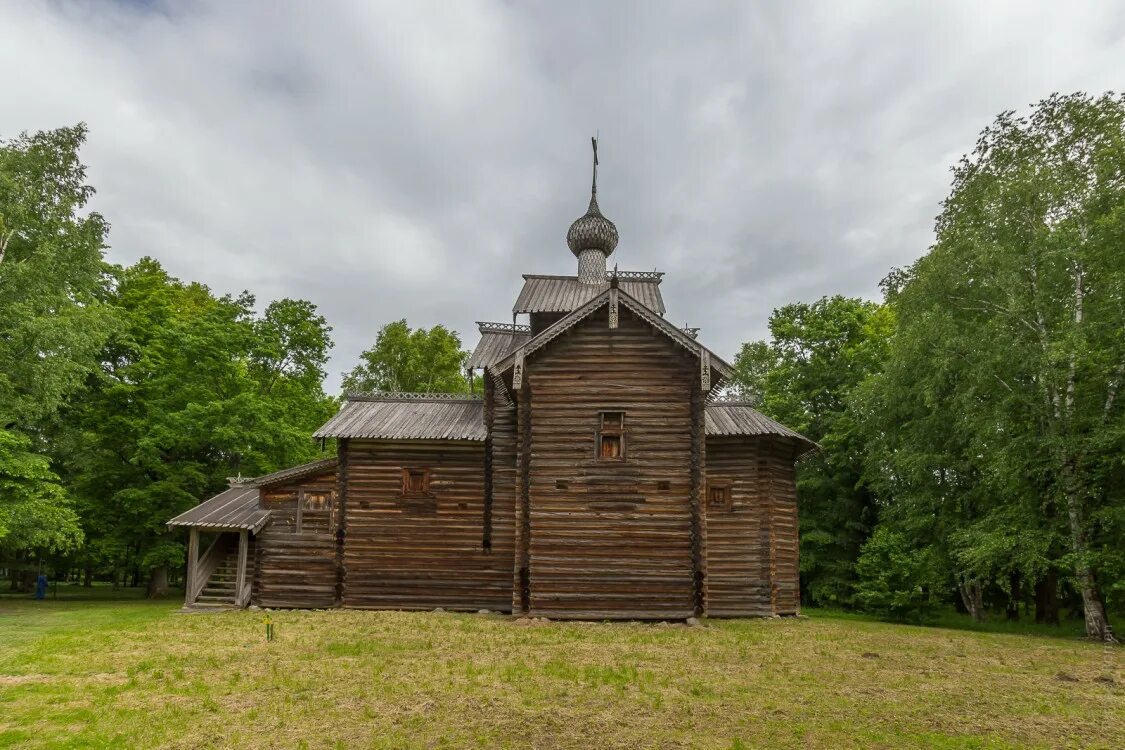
<box><xmin>35</xmin><ymin>574</ymin><xmax>48</xmax><ymax>600</ymax></box>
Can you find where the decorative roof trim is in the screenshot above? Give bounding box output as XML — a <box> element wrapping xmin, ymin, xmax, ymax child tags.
<box><xmin>609</xmin><ymin>271</ymin><xmax>664</xmax><ymax>281</ymax></box>
<box><xmin>493</xmin><ymin>287</ymin><xmax>733</xmax><ymax>381</ymax></box>
<box><xmin>521</xmin><ymin>271</ymin><xmax>663</xmax><ymax>284</ymax></box>
<box><xmin>476</xmin><ymin>321</ymin><xmax>531</xmax><ymax>334</ymax></box>
<box><xmin>345</xmin><ymin>391</ymin><xmax>482</xmax><ymax>403</ymax></box>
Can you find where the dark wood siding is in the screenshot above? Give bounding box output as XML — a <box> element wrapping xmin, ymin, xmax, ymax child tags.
<box><xmin>768</xmin><ymin>442</ymin><xmax>801</xmax><ymax>615</ymax></box>
<box><xmin>523</xmin><ymin>306</ymin><xmax>698</xmax><ymax>619</ymax></box>
<box><xmin>254</xmin><ymin>470</ymin><xmax>338</xmax><ymax>608</ymax></box>
<box><xmin>489</xmin><ymin>398</ymin><xmax>518</xmax><ymax>612</ymax></box>
<box><xmin>703</xmin><ymin>436</ymin><xmax>800</xmax><ymax>616</ymax></box>
<box><xmin>341</xmin><ymin>440</ymin><xmax>510</xmax><ymax>611</ymax></box>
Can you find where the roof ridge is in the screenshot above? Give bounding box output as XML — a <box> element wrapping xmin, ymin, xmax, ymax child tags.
<box><xmin>345</xmin><ymin>391</ymin><xmax>482</xmax><ymax>403</ymax></box>
<box><xmin>521</xmin><ymin>271</ymin><xmax>663</xmax><ymax>282</ymax></box>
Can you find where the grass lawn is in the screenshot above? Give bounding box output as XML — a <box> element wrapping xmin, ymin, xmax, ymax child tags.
<box><xmin>0</xmin><ymin>587</ymin><xmax>1121</xmax><ymax>749</ymax></box>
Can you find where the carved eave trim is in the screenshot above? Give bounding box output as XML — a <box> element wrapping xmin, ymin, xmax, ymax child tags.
<box><xmin>345</xmin><ymin>391</ymin><xmax>482</xmax><ymax>403</ymax></box>
<box><xmin>476</xmin><ymin>321</ymin><xmax>532</xmax><ymax>334</ymax></box>
<box><xmin>512</xmin><ymin>348</ymin><xmax>526</xmax><ymax>390</ymax></box>
<box><xmin>492</xmin><ymin>286</ymin><xmax>733</xmax><ymax>381</ymax></box>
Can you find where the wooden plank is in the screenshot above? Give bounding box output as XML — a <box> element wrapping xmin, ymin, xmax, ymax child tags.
<box><xmin>185</xmin><ymin>527</ymin><xmax>199</xmax><ymax>606</ymax></box>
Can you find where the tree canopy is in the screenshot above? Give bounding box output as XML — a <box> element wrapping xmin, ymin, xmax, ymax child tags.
<box><xmin>854</xmin><ymin>92</ymin><xmax>1125</xmax><ymax>637</ymax></box>
<box><xmin>342</xmin><ymin>319</ymin><xmax>471</xmax><ymax>394</ymax></box>
<box><xmin>731</xmin><ymin>296</ymin><xmax>894</xmax><ymax>606</ymax></box>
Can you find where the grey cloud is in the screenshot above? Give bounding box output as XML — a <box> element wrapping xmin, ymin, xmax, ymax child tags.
<box><xmin>1</xmin><ymin>0</ymin><xmax>1121</xmax><ymax>385</ymax></box>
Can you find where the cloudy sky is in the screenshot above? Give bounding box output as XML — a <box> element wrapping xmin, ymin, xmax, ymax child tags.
<box><xmin>2</xmin><ymin>1</ymin><xmax>1122</xmax><ymax>391</ymax></box>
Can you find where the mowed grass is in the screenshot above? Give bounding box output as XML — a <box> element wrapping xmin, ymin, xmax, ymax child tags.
<box><xmin>0</xmin><ymin>589</ymin><xmax>1121</xmax><ymax>749</ymax></box>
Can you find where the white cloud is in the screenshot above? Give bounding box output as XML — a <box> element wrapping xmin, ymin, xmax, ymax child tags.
<box><xmin>1</xmin><ymin>0</ymin><xmax>1121</xmax><ymax>385</ymax></box>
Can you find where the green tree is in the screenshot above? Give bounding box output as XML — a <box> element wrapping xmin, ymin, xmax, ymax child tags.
<box><xmin>0</xmin><ymin>124</ymin><xmax>115</xmax><ymax>429</ymax></box>
<box><xmin>853</xmin><ymin>527</ymin><xmax>944</xmax><ymax>621</ymax></box>
<box><xmin>58</xmin><ymin>258</ymin><xmax>336</xmax><ymax>595</ymax></box>
<box><xmin>342</xmin><ymin>319</ymin><xmax>470</xmax><ymax>394</ymax></box>
<box><xmin>731</xmin><ymin>296</ymin><xmax>894</xmax><ymax>606</ymax></box>
<box><xmin>0</xmin><ymin>125</ymin><xmax>112</xmax><ymax>574</ymax></box>
<box><xmin>0</xmin><ymin>429</ymin><xmax>82</xmax><ymax>559</ymax></box>
<box><xmin>860</xmin><ymin>92</ymin><xmax>1125</xmax><ymax>637</ymax></box>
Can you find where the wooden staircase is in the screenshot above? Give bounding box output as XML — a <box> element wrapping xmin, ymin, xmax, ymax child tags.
<box><xmin>183</xmin><ymin>530</ymin><xmax>252</xmax><ymax>612</ymax></box>
<box><xmin>191</xmin><ymin>550</ymin><xmax>241</xmax><ymax>608</ymax></box>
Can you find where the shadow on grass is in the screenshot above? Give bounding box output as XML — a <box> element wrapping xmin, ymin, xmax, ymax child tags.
<box><xmin>803</xmin><ymin>605</ymin><xmax>1093</xmax><ymax>640</ymax></box>
<box><xmin>0</xmin><ymin>582</ymin><xmax>184</xmax><ymax>605</ymax></box>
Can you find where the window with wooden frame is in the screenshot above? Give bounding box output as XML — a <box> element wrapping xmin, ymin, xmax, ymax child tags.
<box><xmin>295</xmin><ymin>489</ymin><xmax>333</xmax><ymax>533</ymax></box>
<box><xmin>302</xmin><ymin>491</ymin><xmax>331</xmax><ymax>511</ymax></box>
<box><xmin>402</xmin><ymin>468</ymin><xmax>431</xmax><ymax>497</ymax></box>
<box><xmin>707</xmin><ymin>480</ymin><xmax>733</xmax><ymax>512</ymax></box>
<box><xmin>598</xmin><ymin>411</ymin><xmax>625</xmax><ymax>460</ymax></box>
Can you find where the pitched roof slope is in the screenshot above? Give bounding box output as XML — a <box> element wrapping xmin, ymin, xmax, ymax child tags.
<box><xmin>514</xmin><ymin>273</ymin><xmax>665</xmax><ymax>314</ymax></box>
<box><xmin>705</xmin><ymin>402</ymin><xmax>817</xmax><ymax>452</ymax></box>
<box><xmin>166</xmin><ymin>457</ymin><xmax>339</xmax><ymax>531</ymax></box>
<box><xmin>495</xmin><ymin>284</ymin><xmax>733</xmax><ymax>378</ymax></box>
<box><xmin>468</xmin><ymin>322</ymin><xmax>531</xmax><ymax>370</ymax></box>
<box><xmin>253</xmin><ymin>457</ymin><xmax>338</xmax><ymax>487</ymax></box>
<box><xmin>166</xmin><ymin>485</ymin><xmax>267</xmax><ymax>532</ymax></box>
<box><xmin>314</xmin><ymin>393</ymin><xmax>486</xmax><ymax>441</ymax></box>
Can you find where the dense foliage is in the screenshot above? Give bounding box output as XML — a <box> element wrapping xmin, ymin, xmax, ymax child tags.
<box><xmin>740</xmin><ymin>93</ymin><xmax>1125</xmax><ymax>636</ymax></box>
<box><xmin>731</xmin><ymin>297</ymin><xmax>893</xmax><ymax>606</ymax></box>
<box><xmin>342</xmin><ymin>319</ymin><xmax>471</xmax><ymax>394</ymax></box>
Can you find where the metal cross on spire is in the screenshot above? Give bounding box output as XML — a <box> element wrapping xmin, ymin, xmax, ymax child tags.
<box><xmin>591</xmin><ymin>135</ymin><xmax>599</xmax><ymax>196</ymax></box>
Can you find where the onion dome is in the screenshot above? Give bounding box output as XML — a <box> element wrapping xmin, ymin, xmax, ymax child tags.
<box><xmin>566</xmin><ymin>137</ymin><xmax>619</xmax><ymax>258</ymax></box>
<box><xmin>567</xmin><ymin>194</ymin><xmax>619</xmax><ymax>257</ymax></box>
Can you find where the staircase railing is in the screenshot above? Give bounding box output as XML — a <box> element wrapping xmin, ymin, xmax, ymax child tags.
<box><xmin>236</xmin><ymin>579</ymin><xmax>252</xmax><ymax>607</ymax></box>
<box><xmin>188</xmin><ymin>535</ymin><xmax>226</xmax><ymax>604</ymax></box>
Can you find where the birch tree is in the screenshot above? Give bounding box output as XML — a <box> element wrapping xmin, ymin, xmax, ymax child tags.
<box><xmin>863</xmin><ymin>93</ymin><xmax>1124</xmax><ymax>637</ymax></box>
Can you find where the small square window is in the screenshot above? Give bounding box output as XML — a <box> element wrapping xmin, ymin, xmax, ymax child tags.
<box><xmin>402</xmin><ymin>468</ymin><xmax>430</xmax><ymax>496</ymax></box>
<box><xmin>303</xmin><ymin>491</ymin><xmax>331</xmax><ymax>511</ymax></box>
<box><xmin>598</xmin><ymin>411</ymin><xmax>625</xmax><ymax>461</ymax></box>
<box><xmin>556</xmin><ymin>479</ymin><xmax>569</xmax><ymax>490</ymax></box>
<box><xmin>600</xmin><ymin>434</ymin><xmax>622</xmax><ymax>459</ymax></box>
<box><xmin>707</xmin><ymin>482</ymin><xmax>732</xmax><ymax>511</ymax></box>
<box><xmin>657</xmin><ymin>481</ymin><xmax>671</xmax><ymax>491</ymax></box>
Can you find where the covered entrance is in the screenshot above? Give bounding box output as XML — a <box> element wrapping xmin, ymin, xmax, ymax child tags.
<box><xmin>167</xmin><ymin>483</ymin><xmax>269</xmax><ymax>609</ymax></box>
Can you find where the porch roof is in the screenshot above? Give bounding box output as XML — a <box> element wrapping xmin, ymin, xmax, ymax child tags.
<box><xmin>166</xmin><ymin>485</ymin><xmax>268</xmax><ymax>533</ymax></box>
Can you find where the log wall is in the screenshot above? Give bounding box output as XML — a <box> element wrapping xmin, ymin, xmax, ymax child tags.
<box><xmin>254</xmin><ymin>470</ymin><xmax>338</xmax><ymax>608</ymax></box>
<box><xmin>341</xmin><ymin>439</ymin><xmax>510</xmax><ymax>611</ymax></box>
<box><xmin>522</xmin><ymin>306</ymin><xmax>698</xmax><ymax>619</ymax></box>
<box><xmin>703</xmin><ymin>437</ymin><xmax>800</xmax><ymax>616</ymax></box>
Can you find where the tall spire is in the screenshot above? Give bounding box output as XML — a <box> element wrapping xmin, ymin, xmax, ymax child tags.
<box><xmin>567</xmin><ymin>136</ymin><xmax>619</xmax><ymax>283</ymax></box>
<box><xmin>591</xmin><ymin>135</ymin><xmax>598</xmax><ymax>198</ymax></box>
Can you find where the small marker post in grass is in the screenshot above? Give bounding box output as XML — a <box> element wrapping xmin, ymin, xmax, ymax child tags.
<box><xmin>264</xmin><ymin>614</ymin><xmax>274</xmax><ymax>642</ymax></box>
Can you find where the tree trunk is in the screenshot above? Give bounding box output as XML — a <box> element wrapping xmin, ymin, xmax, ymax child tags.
<box><xmin>146</xmin><ymin>566</ymin><xmax>169</xmax><ymax>598</ymax></box>
<box><xmin>958</xmin><ymin>580</ymin><xmax>985</xmax><ymax>623</ymax></box>
<box><xmin>1006</xmin><ymin>570</ymin><xmax>1021</xmax><ymax>621</ymax></box>
<box><xmin>83</xmin><ymin>565</ymin><xmax>92</xmax><ymax>587</ymax></box>
<box><xmin>1062</xmin><ymin>460</ymin><xmax>1111</xmax><ymax>639</ymax></box>
<box><xmin>1035</xmin><ymin>570</ymin><xmax>1060</xmax><ymax>625</ymax></box>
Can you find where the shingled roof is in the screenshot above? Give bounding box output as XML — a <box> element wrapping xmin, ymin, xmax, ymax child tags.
<box><xmin>468</xmin><ymin>322</ymin><xmax>531</xmax><ymax>370</ymax></box>
<box><xmin>167</xmin><ymin>485</ymin><xmax>268</xmax><ymax>532</ymax></box>
<box><xmin>314</xmin><ymin>393</ymin><xmax>486</xmax><ymax>441</ymax></box>
<box><xmin>166</xmin><ymin>457</ymin><xmax>339</xmax><ymax>532</ymax></box>
<box><xmin>513</xmin><ymin>273</ymin><xmax>665</xmax><ymax>314</ymax></box>
<box><xmin>705</xmin><ymin>402</ymin><xmax>817</xmax><ymax>452</ymax></box>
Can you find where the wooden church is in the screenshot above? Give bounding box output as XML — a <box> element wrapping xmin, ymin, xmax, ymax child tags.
<box><xmin>168</xmin><ymin>143</ymin><xmax>814</xmax><ymax>620</ymax></box>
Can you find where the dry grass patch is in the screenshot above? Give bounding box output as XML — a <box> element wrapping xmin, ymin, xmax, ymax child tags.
<box><xmin>0</xmin><ymin>594</ymin><xmax>1121</xmax><ymax>749</ymax></box>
